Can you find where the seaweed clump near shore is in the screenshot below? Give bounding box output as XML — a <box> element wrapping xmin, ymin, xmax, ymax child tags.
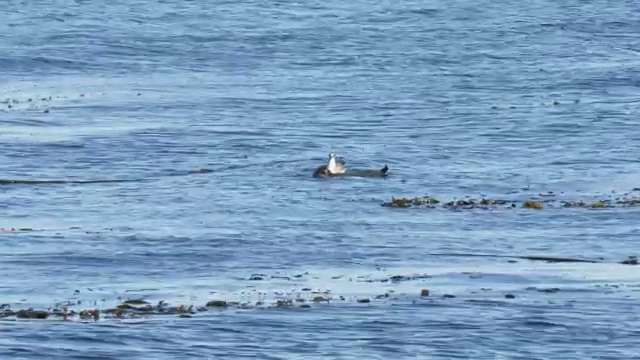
<box><xmin>381</xmin><ymin>194</ymin><xmax>640</xmax><ymax>211</ymax></box>
<box><xmin>382</xmin><ymin>196</ymin><xmax>440</xmax><ymax>208</ymax></box>
<box><xmin>522</xmin><ymin>200</ymin><xmax>543</xmax><ymax>209</ymax></box>
<box><xmin>1</xmin><ymin>257</ymin><xmax>638</xmax><ymax>323</ymax></box>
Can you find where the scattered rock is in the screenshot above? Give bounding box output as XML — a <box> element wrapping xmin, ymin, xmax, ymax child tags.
<box><xmin>312</xmin><ymin>296</ymin><xmax>329</xmax><ymax>302</ymax></box>
<box><xmin>122</xmin><ymin>299</ymin><xmax>149</xmax><ymax>305</ymax></box>
<box><xmin>382</xmin><ymin>196</ymin><xmax>440</xmax><ymax>208</ymax></box>
<box><xmin>16</xmin><ymin>310</ymin><xmax>49</xmax><ymax>319</ymax></box>
<box><xmin>206</xmin><ymin>300</ymin><xmax>228</xmax><ymax>308</ymax></box>
<box><xmin>275</xmin><ymin>299</ymin><xmax>293</xmax><ymax>308</ymax></box>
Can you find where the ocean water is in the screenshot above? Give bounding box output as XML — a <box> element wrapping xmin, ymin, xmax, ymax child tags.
<box><xmin>1</xmin><ymin>0</ymin><xmax>640</xmax><ymax>358</ymax></box>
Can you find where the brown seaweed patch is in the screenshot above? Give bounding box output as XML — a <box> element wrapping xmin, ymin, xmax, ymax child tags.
<box><xmin>382</xmin><ymin>193</ymin><xmax>640</xmax><ymax>211</ymax></box>
<box><xmin>522</xmin><ymin>200</ymin><xmax>543</xmax><ymax>209</ymax></box>
<box><xmin>311</xmin><ymin>296</ymin><xmax>330</xmax><ymax>302</ymax></box>
<box><xmin>382</xmin><ymin>196</ymin><xmax>440</xmax><ymax>208</ymax></box>
<box><xmin>2</xmin><ymin>276</ymin><xmax>637</xmax><ymax>322</ymax></box>
<box><xmin>444</xmin><ymin>198</ymin><xmax>511</xmax><ymax>209</ymax></box>
<box><xmin>562</xmin><ymin>200</ymin><xmax>610</xmax><ymax>208</ymax></box>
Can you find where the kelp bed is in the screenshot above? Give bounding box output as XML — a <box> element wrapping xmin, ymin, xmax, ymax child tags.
<box><xmin>1</xmin><ymin>255</ymin><xmax>637</xmax><ymax>323</ymax></box>
<box><xmin>382</xmin><ymin>195</ymin><xmax>640</xmax><ymax>210</ymax></box>
<box><xmin>3</xmin><ymin>185</ymin><xmax>640</xmax><ymax>322</ymax></box>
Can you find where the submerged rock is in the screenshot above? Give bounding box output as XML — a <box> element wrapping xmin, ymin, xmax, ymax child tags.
<box><xmin>621</xmin><ymin>256</ymin><xmax>638</xmax><ymax>265</ymax></box>
<box><xmin>15</xmin><ymin>310</ymin><xmax>49</xmax><ymax>319</ymax></box>
<box><xmin>206</xmin><ymin>300</ymin><xmax>228</xmax><ymax>308</ymax></box>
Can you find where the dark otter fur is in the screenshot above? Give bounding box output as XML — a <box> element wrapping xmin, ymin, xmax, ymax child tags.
<box><xmin>313</xmin><ymin>164</ymin><xmax>389</xmax><ymax>178</ymax></box>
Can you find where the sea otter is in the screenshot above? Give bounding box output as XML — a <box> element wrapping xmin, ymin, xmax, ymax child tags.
<box><xmin>313</xmin><ymin>153</ymin><xmax>389</xmax><ymax>178</ymax></box>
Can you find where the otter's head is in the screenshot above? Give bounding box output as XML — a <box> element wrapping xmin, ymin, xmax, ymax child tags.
<box><xmin>313</xmin><ymin>165</ymin><xmax>332</xmax><ymax>178</ymax></box>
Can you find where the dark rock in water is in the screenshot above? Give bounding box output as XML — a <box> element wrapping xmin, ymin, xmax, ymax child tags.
<box><xmin>206</xmin><ymin>300</ymin><xmax>228</xmax><ymax>308</ymax></box>
<box><xmin>271</xmin><ymin>275</ymin><xmax>291</xmax><ymax>280</ymax></box>
<box><xmin>16</xmin><ymin>310</ymin><xmax>49</xmax><ymax>319</ymax></box>
<box><xmin>621</xmin><ymin>256</ymin><xmax>638</xmax><ymax>265</ymax></box>
<box><xmin>442</xmin><ymin>294</ymin><xmax>456</xmax><ymax>299</ymax></box>
<box><xmin>538</xmin><ymin>288</ymin><xmax>561</xmax><ymax>293</ymax></box>
<box><xmin>122</xmin><ymin>299</ymin><xmax>149</xmax><ymax>305</ymax></box>
<box><xmin>356</xmin><ymin>298</ymin><xmax>371</xmax><ymax>303</ymax></box>
<box><xmin>420</xmin><ymin>289</ymin><xmax>430</xmax><ymax>297</ymax></box>
<box><xmin>312</xmin><ymin>296</ymin><xmax>329</xmax><ymax>302</ymax></box>
<box><xmin>275</xmin><ymin>299</ymin><xmax>293</xmax><ymax>308</ymax></box>
<box><xmin>79</xmin><ymin>309</ymin><xmax>100</xmax><ymax>320</ymax></box>
<box><xmin>505</xmin><ymin>294</ymin><xmax>516</xmax><ymax>299</ymax></box>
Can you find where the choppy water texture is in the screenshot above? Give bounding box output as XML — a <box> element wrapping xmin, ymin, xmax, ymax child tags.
<box><xmin>2</xmin><ymin>0</ymin><xmax>640</xmax><ymax>358</ymax></box>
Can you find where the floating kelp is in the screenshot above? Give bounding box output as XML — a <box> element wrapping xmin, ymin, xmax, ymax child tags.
<box><xmin>522</xmin><ymin>200</ymin><xmax>543</xmax><ymax>209</ymax></box>
<box><xmin>382</xmin><ymin>196</ymin><xmax>440</xmax><ymax>208</ymax></box>
<box><xmin>2</xmin><ymin>258</ymin><xmax>639</xmax><ymax>323</ymax></box>
<box><xmin>562</xmin><ymin>200</ymin><xmax>609</xmax><ymax>208</ymax></box>
<box><xmin>2</xmin><ymin>279</ymin><xmax>637</xmax><ymax>323</ymax></box>
<box><xmin>382</xmin><ymin>195</ymin><xmax>640</xmax><ymax>211</ymax></box>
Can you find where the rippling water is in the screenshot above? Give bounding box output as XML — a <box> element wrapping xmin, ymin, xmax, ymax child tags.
<box><xmin>2</xmin><ymin>0</ymin><xmax>640</xmax><ymax>358</ymax></box>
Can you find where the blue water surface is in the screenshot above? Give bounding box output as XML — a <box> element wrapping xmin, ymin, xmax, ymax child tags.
<box><xmin>1</xmin><ymin>0</ymin><xmax>640</xmax><ymax>358</ymax></box>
